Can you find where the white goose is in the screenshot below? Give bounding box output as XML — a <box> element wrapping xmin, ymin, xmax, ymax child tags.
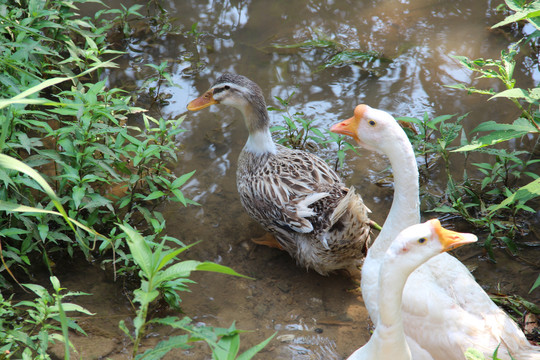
<box><xmin>331</xmin><ymin>104</ymin><xmax>540</xmax><ymax>360</ymax></box>
<box><xmin>349</xmin><ymin>219</ymin><xmax>478</xmax><ymax>360</ymax></box>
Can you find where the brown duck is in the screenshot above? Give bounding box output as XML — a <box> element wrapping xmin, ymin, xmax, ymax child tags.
<box><xmin>187</xmin><ymin>73</ymin><xmax>372</xmax><ymax>275</ymax></box>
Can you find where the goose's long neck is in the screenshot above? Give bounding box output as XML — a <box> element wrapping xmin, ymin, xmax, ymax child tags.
<box><xmin>373</xmin><ymin>258</ymin><xmax>411</xmax><ymax>355</ymax></box>
<box><xmin>378</xmin><ymin>259</ymin><xmax>410</xmax><ymax>326</ymax></box>
<box><xmin>370</xmin><ymin>132</ymin><xmax>420</xmax><ymax>256</ymax></box>
<box><xmin>240</xmin><ymin>96</ymin><xmax>277</xmax><ymax>155</ymax></box>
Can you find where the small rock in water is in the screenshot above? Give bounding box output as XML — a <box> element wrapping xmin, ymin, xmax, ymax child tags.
<box><xmin>277</xmin><ymin>281</ymin><xmax>291</xmax><ymax>293</ymax></box>
<box><xmin>277</xmin><ymin>334</ymin><xmax>295</xmax><ymax>343</ymax></box>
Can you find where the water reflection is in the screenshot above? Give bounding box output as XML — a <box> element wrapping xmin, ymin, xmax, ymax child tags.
<box><xmin>99</xmin><ymin>0</ymin><xmax>540</xmax><ymax>358</ymax></box>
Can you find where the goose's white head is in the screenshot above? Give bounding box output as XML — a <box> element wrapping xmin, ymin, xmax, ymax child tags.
<box><xmin>386</xmin><ymin>219</ymin><xmax>477</xmax><ymax>270</ymax></box>
<box><xmin>330</xmin><ymin>104</ymin><xmax>405</xmax><ymax>154</ymax></box>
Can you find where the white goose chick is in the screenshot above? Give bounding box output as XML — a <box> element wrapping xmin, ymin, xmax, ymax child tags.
<box><xmin>331</xmin><ymin>104</ymin><xmax>540</xmax><ymax>360</ymax></box>
<box><xmin>349</xmin><ymin>219</ymin><xmax>478</xmax><ymax>360</ymax></box>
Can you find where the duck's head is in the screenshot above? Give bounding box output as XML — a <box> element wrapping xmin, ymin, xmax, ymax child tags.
<box><xmin>187</xmin><ymin>73</ymin><xmax>266</xmax><ymax>113</ymax></box>
<box><xmin>187</xmin><ymin>73</ymin><xmax>269</xmax><ymax>133</ymax></box>
<box><xmin>386</xmin><ymin>219</ymin><xmax>477</xmax><ymax>269</ymax></box>
<box><xmin>330</xmin><ymin>104</ymin><xmax>404</xmax><ymax>153</ymax></box>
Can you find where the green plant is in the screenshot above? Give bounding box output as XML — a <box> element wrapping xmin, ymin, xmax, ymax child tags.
<box><xmin>0</xmin><ymin>276</ymin><xmax>92</xmax><ymax>359</ymax></box>
<box><xmin>269</xmin><ymin>93</ymin><xmax>359</xmax><ymax>171</ymax></box>
<box><xmin>472</xmin><ymin>149</ymin><xmax>539</xmax><ymax>192</ymax></box>
<box><xmin>324</xmin><ymin>130</ymin><xmax>360</xmax><ymax>171</ymax></box>
<box><xmin>398</xmin><ymin>108</ymin><xmax>538</xmax><ymax>258</ymax></box>
<box><xmin>491</xmin><ymin>293</ymin><xmax>540</xmax><ymax>322</ymax></box>
<box><xmin>141</xmin><ymin>61</ymin><xmax>179</xmax><ymax>105</ymax></box>
<box><xmin>399</xmin><ymin>0</ymin><xmax>540</xmax><ymax>259</ymax></box>
<box><xmin>465</xmin><ymin>346</ymin><xmax>514</xmax><ymax>360</ymax></box>
<box><xmin>398</xmin><ymin>113</ymin><xmax>466</xmax><ymax>173</ymax></box>
<box><xmin>101</xmin><ymin>3</ymin><xmax>144</xmax><ymax>36</ymax></box>
<box><xmin>0</xmin><ymin>151</ymin><xmax>109</xmax><ymax>277</ymax></box>
<box><xmin>269</xmin><ymin>93</ymin><xmax>326</xmax><ymax>150</ymax></box>
<box><xmin>493</xmin><ymin>0</ymin><xmax>540</xmax><ymax>39</ymax></box>
<box><xmin>0</xmin><ymin>1</ymin><xmax>273</xmax><ymax>359</ymax></box>
<box><xmin>272</xmin><ymin>28</ymin><xmax>391</xmax><ymax>74</ymax></box>
<box><xmin>118</xmin><ymin>223</ymin><xmax>274</xmax><ymax>359</ymax></box>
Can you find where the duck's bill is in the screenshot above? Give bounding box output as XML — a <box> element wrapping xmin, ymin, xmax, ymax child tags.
<box><xmin>430</xmin><ymin>219</ymin><xmax>478</xmax><ymax>251</ymax></box>
<box><xmin>330</xmin><ymin>117</ymin><xmax>360</xmax><ymax>143</ymax></box>
<box><xmin>187</xmin><ymin>89</ymin><xmax>218</xmax><ymax>111</ymax></box>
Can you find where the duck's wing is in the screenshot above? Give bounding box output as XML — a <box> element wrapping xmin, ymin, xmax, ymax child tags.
<box><xmin>237</xmin><ymin>146</ymin><xmax>350</xmax><ymax>244</ymax></box>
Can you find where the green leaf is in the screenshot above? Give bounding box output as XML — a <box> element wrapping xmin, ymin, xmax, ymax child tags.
<box><xmin>171</xmin><ymin>188</ymin><xmax>188</xmax><ymax>206</ymax></box>
<box><xmin>154</xmin><ymin>260</ymin><xmax>201</xmax><ymax>284</ymax></box>
<box><xmin>0</xmin><ymin>155</ymin><xmax>83</xmax><ymax>240</ymax></box>
<box><xmin>530</xmin><ymin>274</ymin><xmax>540</xmax><ymax>294</ymax></box>
<box><xmin>37</xmin><ymin>224</ymin><xmax>49</xmax><ymax>241</ymax></box>
<box><xmin>321</xmin><ymin>49</ymin><xmax>384</xmax><ymax>69</ymax></box>
<box><xmin>157</xmin><ymin>241</ymin><xmax>200</xmax><ymax>272</ymax></box>
<box><xmin>135</xmin><ymin>335</ymin><xmax>191</xmax><ymax>359</ymax></box>
<box><xmin>195</xmin><ymin>262</ymin><xmax>250</xmax><ymax>278</ymax></box>
<box><xmin>431</xmin><ymin>205</ymin><xmax>459</xmax><ymax>214</ymax></box>
<box><xmin>236</xmin><ymin>332</ymin><xmax>276</xmax><ymax>360</ymax></box>
<box><xmin>489</xmin><ymin>178</ymin><xmax>540</xmax><ymax>213</ymax></box>
<box><xmin>72</xmin><ymin>185</ymin><xmax>85</xmax><ymax>209</ymax></box>
<box><xmin>59</xmin><ymin>303</ymin><xmax>95</xmax><ymax>316</ymax></box>
<box><xmin>172</xmin><ymin>170</ymin><xmax>196</xmax><ymax>188</ymax></box>
<box><xmin>465</xmin><ymin>348</ymin><xmax>485</xmax><ymax>360</ymax></box>
<box><xmin>0</xmin><ymin>201</ymin><xmax>105</xmax><ymax>242</ymax></box>
<box><xmin>431</xmin><ymin>114</ymin><xmax>456</xmax><ymax>125</ymax></box>
<box><xmin>143</xmin><ymin>191</ymin><xmax>166</xmax><ymax>201</ymax></box>
<box><xmin>454</xmin><ymin>127</ymin><xmax>534</xmax><ymax>152</ymax></box>
<box><xmin>119</xmin><ymin>320</ymin><xmax>134</xmax><ymax>342</ymax></box>
<box><xmin>489</xmin><ymin>88</ymin><xmax>529</xmax><ymax>101</ymax></box>
<box><xmin>118</xmin><ymin>223</ymin><xmax>154</xmax><ymax>277</ymax></box>
<box><xmin>472</xmin><ymin>118</ymin><xmax>536</xmax><ymax>133</ymax></box>
<box><xmin>0</xmin><ymin>77</ymin><xmax>71</xmax><ymax>109</ymax></box>
<box><xmin>133</xmin><ymin>288</ymin><xmax>159</xmax><ymax>307</ymax></box>
<box><xmin>213</xmin><ymin>333</ymin><xmax>240</xmax><ymax>360</ymax></box>
<box><xmin>0</xmin><ymin>154</ymin><xmax>58</xmax><ymax>202</ymax></box>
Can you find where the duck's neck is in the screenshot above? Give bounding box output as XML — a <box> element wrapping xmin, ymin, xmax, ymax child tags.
<box><xmin>240</xmin><ymin>100</ymin><xmax>277</xmax><ymax>155</ymax></box>
<box><xmin>370</xmin><ymin>132</ymin><xmax>420</xmax><ymax>256</ymax></box>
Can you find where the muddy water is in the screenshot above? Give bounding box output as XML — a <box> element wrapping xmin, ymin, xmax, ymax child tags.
<box><xmin>51</xmin><ymin>0</ymin><xmax>539</xmax><ymax>359</ymax></box>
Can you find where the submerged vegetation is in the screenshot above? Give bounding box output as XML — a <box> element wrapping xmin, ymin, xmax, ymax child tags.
<box><xmin>0</xmin><ymin>0</ymin><xmax>538</xmax><ymax>358</ymax></box>
<box><xmin>271</xmin><ymin>28</ymin><xmax>392</xmax><ymax>75</ymax></box>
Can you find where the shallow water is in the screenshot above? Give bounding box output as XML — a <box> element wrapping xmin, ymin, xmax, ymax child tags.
<box><xmin>49</xmin><ymin>0</ymin><xmax>539</xmax><ymax>358</ymax></box>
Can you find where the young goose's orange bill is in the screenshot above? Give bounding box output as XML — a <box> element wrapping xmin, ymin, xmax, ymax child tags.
<box><xmin>187</xmin><ymin>89</ymin><xmax>218</xmax><ymax>111</ymax></box>
<box><xmin>429</xmin><ymin>219</ymin><xmax>478</xmax><ymax>251</ymax></box>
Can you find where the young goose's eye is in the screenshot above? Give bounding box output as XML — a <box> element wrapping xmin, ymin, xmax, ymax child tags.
<box><xmin>418</xmin><ymin>237</ymin><xmax>426</xmax><ymax>244</ymax></box>
<box><xmin>368</xmin><ymin>120</ymin><xmax>376</xmax><ymax>126</ymax></box>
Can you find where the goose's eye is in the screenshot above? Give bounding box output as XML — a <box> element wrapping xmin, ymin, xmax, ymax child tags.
<box><xmin>418</xmin><ymin>237</ymin><xmax>426</xmax><ymax>244</ymax></box>
<box><xmin>368</xmin><ymin>120</ymin><xmax>376</xmax><ymax>126</ymax></box>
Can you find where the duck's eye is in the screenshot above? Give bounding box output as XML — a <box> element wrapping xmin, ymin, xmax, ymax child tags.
<box><xmin>418</xmin><ymin>237</ymin><xmax>426</xmax><ymax>244</ymax></box>
<box><xmin>368</xmin><ymin>120</ymin><xmax>376</xmax><ymax>126</ymax></box>
<box><xmin>224</xmin><ymin>85</ymin><xmax>230</xmax><ymax>90</ymax></box>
